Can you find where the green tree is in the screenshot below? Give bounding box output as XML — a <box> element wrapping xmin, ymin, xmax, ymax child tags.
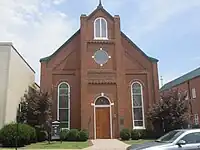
<box><xmin>147</xmin><ymin>89</ymin><xmax>189</xmax><ymax>134</ymax></box>
<box><xmin>18</xmin><ymin>86</ymin><xmax>52</xmax><ymax>129</ymax></box>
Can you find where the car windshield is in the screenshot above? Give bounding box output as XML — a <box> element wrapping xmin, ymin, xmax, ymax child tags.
<box><xmin>155</xmin><ymin>130</ymin><xmax>185</xmax><ymax>143</ymax></box>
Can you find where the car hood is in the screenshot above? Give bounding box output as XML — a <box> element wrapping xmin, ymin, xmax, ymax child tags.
<box><xmin>127</xmin><ymin>141</ymin><xmax>172</xmax><ymax>150</ymax></box>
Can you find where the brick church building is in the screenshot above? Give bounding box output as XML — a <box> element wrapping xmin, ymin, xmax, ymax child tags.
<box><xmin>40</xmin><ymin>1</ymin><xmax>159</xmax><ymax>139</ymax></box>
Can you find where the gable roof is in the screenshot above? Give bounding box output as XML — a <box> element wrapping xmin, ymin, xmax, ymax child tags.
<box><xmin>87</xmin><ymin>3</ymin><xmax>114</xmax><ymax>20</ymax></box>
<box><xmin>40</xmin><ymin>30</ymin><xmax>80</xmax><ymax>62</ymax></box>
<box><xmin>121</xmin><ymin>32</ymin><xmax>158</xmax><ymax>63</ymax></box>
<box><xmin>40</xmin><ymin>30</ymin><xmax>158</xmax><ymax>63</ymax></box>
<box><xmin>0</xmin><ymin>42</ymin><xmax>35</xmax><ymax>73</ymax></box>
<box><xmin>160</xmin><ymin>67</ymin><xmax>200</xmax><ymax>92</ymax></box>
<box><xmin>40</xmin><ymin>5</ymin><xmax>158</xmax><ymax>63</ymax></box>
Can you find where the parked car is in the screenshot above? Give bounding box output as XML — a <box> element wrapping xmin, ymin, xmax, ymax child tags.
<box><xmin>127</xmin><ymin>129</ymin><xmax>200</xmax><ymax>150</ymax></box>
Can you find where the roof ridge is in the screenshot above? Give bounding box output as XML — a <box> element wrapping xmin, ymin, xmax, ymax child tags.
<box><xmin>121</xmin><ymin>31</ymin><xmax>158</xmax><ymax>63</ymax></box>
<box><xmin>40</xmin><ymin>30</ymin><xmax>158</xmax><ymax>63</ymax></box>
<box><xmin>40</xmin><ymin>29</ymin><xmax>80</xmax><ymax>62</ymax></box>
<box><xmin>160</xmin><ymin>66</ymin><xmax>200</xmax><ymax>91</ymax></box>
<box><xmin>0</xmin><ymin>42</ymin><xmax>35</xmax><ymax>73</ymax></box>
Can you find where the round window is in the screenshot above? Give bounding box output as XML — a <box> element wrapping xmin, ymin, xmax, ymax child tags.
<box><xmin>94</xmin><ymin>50</ymin><xmax>109</xmax><ymax>65</ymax></box>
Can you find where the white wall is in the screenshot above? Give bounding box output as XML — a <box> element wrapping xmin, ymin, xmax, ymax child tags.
<box><xmin>4</xmin><ymin>46</ymin><xmax>35</xmax><ymax>124</ymax></box>
<box><xmin>0</xmin><ymin>45</ymin><xmax>10</xmax><ymax>128</ymax></box>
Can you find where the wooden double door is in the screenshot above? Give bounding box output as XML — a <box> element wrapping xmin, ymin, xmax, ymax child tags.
<box><xmin>96</xmin><ymin>107</ymin><xmax>110</xmax><ymax>139</ymax></box>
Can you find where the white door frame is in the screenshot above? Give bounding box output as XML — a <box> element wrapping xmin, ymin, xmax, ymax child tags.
<box><xmin>91</xmin><ymin>93</ymin><xmax>114</xmax><ymax>139</ymax></box>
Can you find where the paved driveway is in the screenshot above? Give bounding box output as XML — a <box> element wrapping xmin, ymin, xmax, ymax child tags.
<box><xmin>83</xmin><ymin>139</ymin><xmax>129</xmax><ymax>150</ymax></box>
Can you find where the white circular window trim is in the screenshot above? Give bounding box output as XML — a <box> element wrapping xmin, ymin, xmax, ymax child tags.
<box><xmin>93</xmin><ymin>49</ymin><xmax>109</xmax><ymax>65</ymax></box>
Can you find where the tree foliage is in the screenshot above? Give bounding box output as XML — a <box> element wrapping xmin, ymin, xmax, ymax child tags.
<box><xmin>147</xmin><ymin>89</ymin><xmax>189</xmax><ymax>133</ymax></box>
<box><xmin>18</xmin><ymin>86</ymin><xmax>52</xmax><ymax>129</ymax></box>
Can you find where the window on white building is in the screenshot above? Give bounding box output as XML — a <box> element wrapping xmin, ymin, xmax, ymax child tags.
<box><xmin>57</xmin><ymin>82</ymin><xmax>70</xmax><ymax>129</ymax></box>
<box><xmin>94</xmin><ymin>17</ymin><xmax>108</xmax><ymax>39</ymax></box>
<box><xmin>192</xmin><ymin>88</ymin><xmax>196</xmax><ymax>99</ymax></box>
<box><xmin>131</xmin><ymin>82</ymin><xmax>145</xmax><ymax>129</ymax></box>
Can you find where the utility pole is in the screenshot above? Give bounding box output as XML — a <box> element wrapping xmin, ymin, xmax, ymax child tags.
<box><xmin>15</xmin><ymin>104</ymin><xmax>21</xmax><ymax>150</ymax></box>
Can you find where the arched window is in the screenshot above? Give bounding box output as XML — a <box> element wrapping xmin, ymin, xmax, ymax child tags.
<box><xmin>94</xmin><ymin>17</ymin><xmax>108</xmax><ymax>39</ymax></box>
<box><xmin>131</xmin><ymin>82</ymin><xmax>145</xmax><ymax>129</ymax></box>
<box><xmin>95</xmin><ymin>97</ymin><xmax>110</xmax><ymax>105</ymax></box>
<box><xmin>57</xmin><ymin>82</ymin><xmax>70</xmax><ymax>129</ymax></box>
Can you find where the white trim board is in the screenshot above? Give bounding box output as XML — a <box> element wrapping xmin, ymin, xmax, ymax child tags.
<box><xmin>57</xmin><ymin>82</ymin><xmax>70</xmax><ymax>129</ymax></box>
<box><xmin>92</xmin><ymin>95</ymin><xmax>114</xmax><ymax>139</ymax></box>
<box><xmin>130</xmin><ymin>81</ymin><xmax>145</xmax><ymax>129</ymax></box>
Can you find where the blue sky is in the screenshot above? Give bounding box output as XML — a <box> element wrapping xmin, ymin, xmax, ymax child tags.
<box><xmin>0</xmin><ymin>0</ymin><xmax>200</xmax><ymax>86</ymax></box>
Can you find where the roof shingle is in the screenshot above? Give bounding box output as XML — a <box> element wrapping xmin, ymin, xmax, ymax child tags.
<box><xmin>160</xmin><ymin>67</ymin><xmax>200</xmax><ymax>91</ymax></box>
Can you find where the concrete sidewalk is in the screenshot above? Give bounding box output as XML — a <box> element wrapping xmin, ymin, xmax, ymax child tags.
<box><xmin>0</xmin><ymin>139</ymin><xmax>129</xmax><ymax>150</ymax></box>
<box><xmin>83</xmin><ymin>139</ymin><xmax>129</xmax><ymax>150</ymax></box>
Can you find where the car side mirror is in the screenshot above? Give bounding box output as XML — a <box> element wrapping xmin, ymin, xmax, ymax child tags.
<box><xmin>177</xmin><ymin>140</ymin><xmax>186</xmax><ymax>147</ymax></box>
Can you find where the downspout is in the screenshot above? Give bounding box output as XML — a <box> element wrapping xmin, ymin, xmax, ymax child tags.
<box><xmin>187</xmin><ymin>81</ymin><xmax>193</xmax><ymax>126</ymax></box>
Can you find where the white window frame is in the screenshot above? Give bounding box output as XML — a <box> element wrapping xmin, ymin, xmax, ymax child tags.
<box><xmin>131</xmin><ymin>81</ymin><xmax>145</xmax><ymax>129</ymax></box>
<box><xmin>91</xmin><ymin>93</ymin><xmax>114</xmax><ymax>139</ymax></box>
<box><xmin>178</xmin><ymin>92</ymin><xmax>181</xmax><ymax>101</ymax></box>
<box><xmin>185</xmin><ymin>90</ymin><xmax>189</xmax><ymax>100</ymax></box>
<box><xmin>57</xmin><ymin>82</ymin><xmax>70</xmax><ymax>129</ymax></box>
<box><xmin>192</xmin><ymin>88</ymin><xmax>196</xmax><ymax>99</ymax></box>
<box><xmin>94</xmin><ymin>17</ymin><xmax>108</xmax><ymax>40</ymax></box>
<box><xmin>194</xmin><ymin>114</ymin><xmax>199</xmax><ymax>125</ymax></box>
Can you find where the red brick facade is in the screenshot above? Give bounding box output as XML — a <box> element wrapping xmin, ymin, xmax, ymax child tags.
<box><xmin>160</xmin><ymin>75</ymin><xmax>200</xmax><ymax>126</ymax></box>
<box><xmin>40</xmin><ymin>5</ymin><xmax>159</xmax><ymax>139</ymax></box>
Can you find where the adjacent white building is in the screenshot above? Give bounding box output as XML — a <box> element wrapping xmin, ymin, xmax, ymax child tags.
<box><xmin>0</xmin><ymin>42</ymin><xmax>35</xmax><ymax>129</ymax></box>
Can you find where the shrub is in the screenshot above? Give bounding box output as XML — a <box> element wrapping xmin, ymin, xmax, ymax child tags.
<box><xmin>192</xmin><ymin>124</ymin><xmax>200</xmax><ymax>129</ymax></box>
<box><xmin>21</xmin><ymin>124</ymin><xmax>37</xmax><ymax>145</ymax></box>
<box><xmin>131</xmin><ymin>130</ymin><xmax>139</xmax><ymax>140</ymax></box>
<box><xmin>131</xmin><ymin>129</ymin><xmax>146</xmax><ymax>140</ymax></box>
<box><xmin>60</xmin><ymin>129</ymin><xmax>69</xmax><ymax>141</ymax></box>
<box><xmin>120</xmin><ymin>129</ymin><xmax>130</xmax><ymax>141</ymax></box>
<box><xmin>67</xmin><ymin>129</ymin><xmax>79</xmax><ymax>141</ymax></box>
<box><xmin>29</xmin><ymin>127</ymin><xmax>37</xmax><ymax>143</ymax></box>
<box><xmin>0</xmin><ymin>123</ymin><xmax>36</xmax><ymax>147</ymax></box>
<box><xmin>37</xmin><ymin>131</ymin><xmax>47</xmax><ymax>142</ymax></box>
<box><xmin>35</xmin><ymin>126</ymin><xmax>47</xmax><ymax>142</ymax></box>
<box><xmin>147</xmin><ymin>89</ymin><xmax>189</xmax><ymax>134</ymax></box>
<box><xmin>78</xmin><ymin>129</ymin><xmax>89</xmax><ymax>141</ymax></box>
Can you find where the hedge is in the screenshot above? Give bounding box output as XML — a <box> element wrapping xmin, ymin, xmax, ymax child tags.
<box><xmin>120</xmin><ymin>129</ymin><xmax>130</xmax><ymax>140</ymax></box>
<box><xmin>78</xmin><ymin>129</ymin><xmax>89</xmax><ymax>141</ymax></box>
<box><xmin>60</xmin><ymin>129</ymin><xmax>69</xmax><ymax>141</ymax></box>
<box><xmin>0</xmin><ymin>123</ymin><xmax>36</xmax><ymax>147</ymax></box>
<box><xmin>35</xmin><ymin>126</ymin><xmax>47</xmax><ymax>142</ymax></box>
<box><xmin>131</xmin><ymin>130</ymin><xmax>141</xmax><ymax>140</ymax></box>
<box><xmin>67</xmin><ymin>129</ymin><xmax>79</xmax><ymax>141</ymax></box>
<box><xmin>120</xmin><ymin>128</ymin><xmax>165</xmax><ymax>141</ymax></box>
<box><xmin>60</xmin><ymin>129</ymin><xmax>89</xmax><ymax>141</ymax></box>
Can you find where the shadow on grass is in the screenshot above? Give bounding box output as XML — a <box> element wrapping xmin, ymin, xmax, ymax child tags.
<box><xmin>123</xmin><ymin>139</ymin><xmax>154</xmax><ymax>145</ymax></box>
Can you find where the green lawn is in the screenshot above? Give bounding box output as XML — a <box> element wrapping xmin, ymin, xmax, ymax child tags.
<box><xmin>123</xmin><ymin>139</ymin><xmax>153</xmax><ymax>145</ymax></box>
<box><xmin>23</xmin><ymin>141</ymin><xmax>90</xmax><ymax>149</ymax></box>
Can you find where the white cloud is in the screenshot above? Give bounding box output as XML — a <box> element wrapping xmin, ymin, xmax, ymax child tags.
<box><xmin>53</xmin><ymin>0</ymin><xmax>66</xmax><ymax>5</ymax></box>
<box><xmin>1</xmin><ymin>0</ymin><xmax>200</xmax><ymax>85</ymax></box>
<box><xmin>131</xmin><ymin>0</ymin><xmax>200</xmax><ymax>39</ymax></box>
<box><xmin>88</xmin><ymin>0</ymin><xmax>200</xmax><ymax>40</ymax></box>
<box><xmin>0</xmin><ymin>0</ymin><xmax>76</xmax><ymax>84</ymax></box>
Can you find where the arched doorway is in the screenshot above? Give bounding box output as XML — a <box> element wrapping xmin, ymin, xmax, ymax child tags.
<box><xmin>94</xmin><ymin>96</ymin><xmax>112</xmax><ymax>139</ymax></box>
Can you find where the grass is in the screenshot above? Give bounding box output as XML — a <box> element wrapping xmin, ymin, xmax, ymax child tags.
<box><xmin>23</xmin><ymin>141</ymin><xmax>90</xmax><ymax>149</ymax></box>
<box><xmin>123</xmin><ymin>139</ymin><xmax>154</xmax><ymax>145</ymax></box>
